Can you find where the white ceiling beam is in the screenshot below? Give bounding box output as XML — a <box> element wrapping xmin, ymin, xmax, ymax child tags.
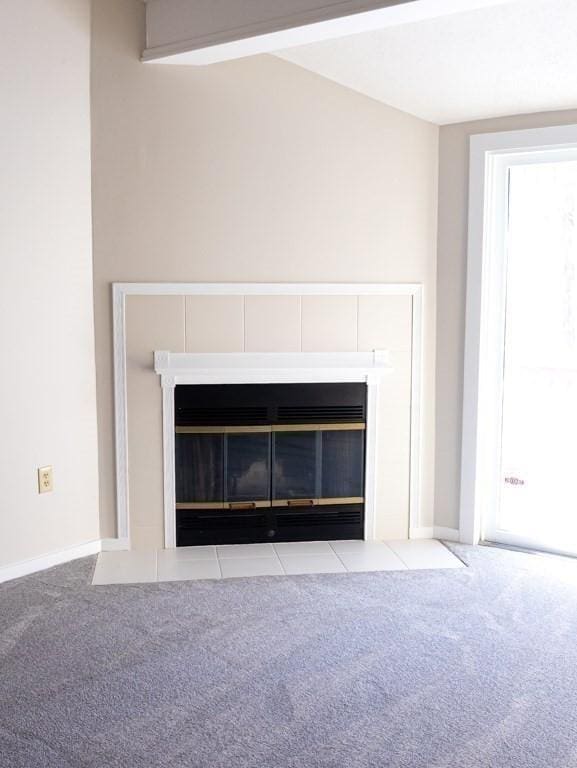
<box><xmin>143</xmin><ymin>0</ymin><xmax>517</xmax><ymax>65</ymax></box>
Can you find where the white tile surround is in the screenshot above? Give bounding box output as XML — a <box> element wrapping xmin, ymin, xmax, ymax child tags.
<box><xmin>92</xmin><ymin>540</ymin><xmax>464</xmax><ymax>585</ymax></box>
<box><xmin>115</xmin><ymin>283</ymin><xmax>426</xmax><ymax>552</ymax></box>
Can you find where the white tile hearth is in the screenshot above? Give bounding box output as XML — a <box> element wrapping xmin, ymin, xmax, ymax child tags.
<box><xmin>330</xmin><ymin>540</ymin><xmax>395</xmax><ymax>555</ymax></box>
<box><xmin>157</xmin><ymin>546</ymin><xmax>217</xmax><ymax>562</ymax></box>
<box><xmin>274</xmin><ymin>541</ymin><xmax>333</xmax><ymax>556</ymax></box>
<box><xmin>338</xmin><ymin>550</ymin><xmax>407</xmax><ymax>572</ymax></box>
<box><xmin>92</xmin><ymin>551</ymin><xmax>157</xmax><ymax>585</ymax></box>
<box><xmin>158</xmin><ymin>558</ymin><xmax>221</xmax><ymax>583</ymax></box>
<box><xmin>280</xmin><ymin>553</ymin><xmax>346</xmax><ymax>575</ymax></box>
<box><xmin>387</xmin><ymin>539</ymin><xmax>465</xmax><ymax>570</ymax></box>
<box><xmin>91</xmin><ymin>540</ymin><xmax>464</xmax><ymax>586</ymax></box>
<box><xmin>217</xmin><ymin>543</ymin><xmax>276</xmax><ymax>559</ymax></box>
<box><xmin>220</xmin><ymin>557</ymin><xmax>284</xmax><ymax>579</ymax></box>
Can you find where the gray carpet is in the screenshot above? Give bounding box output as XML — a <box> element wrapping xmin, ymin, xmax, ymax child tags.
<box><xmin>1</xmin><ymin>544</ymin><xmax>577</xmax><ymax>768</ymax></box>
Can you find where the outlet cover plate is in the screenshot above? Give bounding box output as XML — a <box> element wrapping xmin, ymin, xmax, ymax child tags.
<box><xmin>38</xmin><ymin>466</ymin><xmax>53</xmax><ymax>494</ymax></box>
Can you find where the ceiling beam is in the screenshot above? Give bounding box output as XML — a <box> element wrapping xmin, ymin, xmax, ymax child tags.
<box><xmin>143</xmin><ymin>0</ymin><xmax>518</xmax><ymax>66</ymax></box>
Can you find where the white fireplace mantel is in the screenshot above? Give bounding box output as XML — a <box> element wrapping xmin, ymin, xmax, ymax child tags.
<box><xmin>154</xmin><ymin>349</ymin><xmax>391</xmax><ymax>548</ymax></box>
<box><xmin>154</xmin><ymin>349</ymin><xmax>390</xmax><ymax>386</ymax></box>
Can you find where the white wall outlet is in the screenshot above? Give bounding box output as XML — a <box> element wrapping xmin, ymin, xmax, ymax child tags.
<box><xmin>38</xmin><ymin>466</ymin><xmax>54</xmax><ymax>494</ymax></box>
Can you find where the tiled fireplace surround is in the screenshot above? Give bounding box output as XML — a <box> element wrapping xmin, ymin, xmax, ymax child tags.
<box><xmin>120</xmin><ymin>286</ymin><xmax>421</xmax><ymax>551</ymax></box>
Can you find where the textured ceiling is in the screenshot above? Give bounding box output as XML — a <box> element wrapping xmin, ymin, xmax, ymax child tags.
<box><xmin>275</xmin><ymin>0</ymin><xmax>577</xmax><ymax>124</ymax></box>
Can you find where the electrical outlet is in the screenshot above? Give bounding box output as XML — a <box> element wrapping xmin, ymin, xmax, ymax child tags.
<box><xmin>38</xmin><ymin>466</ymin><xmax>53</xmax><ymax>494</ymax></box>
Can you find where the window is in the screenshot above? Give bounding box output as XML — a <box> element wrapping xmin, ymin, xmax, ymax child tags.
<box><xmin>461</xmin><ymin>124</ymin><xmax>577</xmax><ymax>552</ymax></box>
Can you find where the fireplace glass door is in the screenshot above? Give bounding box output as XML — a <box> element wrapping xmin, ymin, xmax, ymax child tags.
<box><xmin>177</xmin><ymin>427</ymin><xmax>364</xmax><ymax>510</ymax></box>
<box><xmin>175</xmin><ymin>432</ymin><xmax>223</xmax><ymax>506</ymax></box>
<box><xmin>272</xmin><ymin>426</ymin><xmax>365</xmax><ymax>507</ymax></box>
<box><xmin>321</xmin><ymin>429</ymin><xmax>364</xmax><ymax>501</ymax></box>
<box><xmin>225</xmin><ymin>431</ymin><xmax>271</xmax><ymax>506</ymax></box>
<box><xmin>272</xmin><ymin>431</ymin><xmax>319</xmax><ymax>504</ymax></box>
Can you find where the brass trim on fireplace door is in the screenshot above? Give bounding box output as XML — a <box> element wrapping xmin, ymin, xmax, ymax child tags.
<box><xmin>286</xmin><ymin>499</ymin><xmax>316</xmax><ymax>507</ymax></box>
<box><xmin>176</xmin><ymin>423</ymin><xmax>366</xmax><ymax>435</ymax></box>
<box><xmin>176</xmin><ymin>425</ymin><xmax>272</xmax><ymax>434</ymax></box>
<box><xmin>176</xmin><ymin>502</ymin><xmax>226</xmax><ymax>510</ymax></box>
<box><xmin>224</xmin><ymin>426</ymin><xmax>272</xmax><ymax>434</ymax></box>
<box><xmin>271</xmin><ymin>497</ymin><xmax>364</xmax><ymax>508</ymax></box>
<box><xmin>176</xmin><ymin>426</ymin><xmax>222</xmax><ymax>434</ymax></box>
<box><xmin>271</xmin><ymin>423</ymin><xmax>366</xmax><ymax>432</ymax></box>
<box><xmin>317</xmin><ymin>497</ymin><xmax>364</xmax><ymax>506</ymax></box>
<box><xmin>177</xmin><ymin>498</ymin><xmax>364</xmax><ymax>510</ymax></box>
<box><xmin>176</xmin><ymin>501</ymin><xmax>272</xmax><ymax>510</ymax></box>
<box><xmin>226</xmin><ymin>501</ymin><xmax>271</xmax><ymax>510</ymax></box>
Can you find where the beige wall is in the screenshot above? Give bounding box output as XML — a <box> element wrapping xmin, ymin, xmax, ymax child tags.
<box><xmin>125</xmin><ymin>293</ymin><xmax>413</xmax><ymax>548</ymax></box>
<box><xmin>91</xmin><ymin>0</ymin><xmax>439</xmax><ymax>541</ymax></box>
<box><xmin>0</xmin><ymin>0</ymin><xmax>99</xmax><ymax>567</ymax></box>
<box><xmin>435</xmin><ymin>108</ymin><xmax>577</xmax><ymax>531</ymax></box>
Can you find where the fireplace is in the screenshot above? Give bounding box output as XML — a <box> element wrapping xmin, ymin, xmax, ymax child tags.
<box><xmin>174</xmin><ymin>383</ymin><xmax>367</xmax><ymax>546</ymax></box>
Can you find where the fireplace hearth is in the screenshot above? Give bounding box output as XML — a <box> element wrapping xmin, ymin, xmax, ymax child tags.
<box><xmin>175</xmin><ymin>383</ymin><xmax>367</xmax><ymax>546</ymax></box>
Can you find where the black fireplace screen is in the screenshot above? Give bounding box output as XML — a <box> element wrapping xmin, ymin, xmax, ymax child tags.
<box><xmin>174</xmin><ymin>383</ymin><xmax>366</xmax><ymax>546</ymax></box>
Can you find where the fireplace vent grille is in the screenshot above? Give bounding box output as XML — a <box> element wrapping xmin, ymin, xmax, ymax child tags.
<box><xmin>276</xmin><ymin>508</ymin><xmax>362</xmax><ymax>528</ymax></box>
<box><xmin>176</xmin><ymin>406</ymin><xmax>268</xmax><ymax>426</ymax></box>
<box><xmin>276</xmin><ymin>405</ymin><xmax>364</xmax><ymax>423</ymax></box>
<box><xmin>176</xmin><ymin>504</ymin><xmax>363</xmax><ymax>546</ymax></box>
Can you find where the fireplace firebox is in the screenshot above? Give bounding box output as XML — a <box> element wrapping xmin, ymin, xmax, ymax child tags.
<box><xmin>174</xmin><ymin>383</ymin><xmax>366</xmax><ymax>546</ymax></box>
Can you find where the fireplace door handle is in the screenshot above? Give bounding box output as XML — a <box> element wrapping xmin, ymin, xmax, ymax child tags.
<box><xmin>287</xmin><ymin>499</ymin><xmax>316</xmax><ymax>507</ymax></box>
<box><xmin>227</xmin><ymin>502</ymin><xmax>257</xmax><ymax>511</ymax></box>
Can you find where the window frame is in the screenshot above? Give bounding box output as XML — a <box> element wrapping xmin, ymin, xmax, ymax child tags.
<box><xmin>460</xmin><ymin>124</ymin><xmax>577</xmax><ymax>545</ymax></box>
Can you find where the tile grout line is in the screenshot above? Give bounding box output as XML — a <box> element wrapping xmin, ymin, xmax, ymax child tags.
<box><xmin>299</xmin><ymin>295</ymin><xmax>303</xmax><ymax>352</ymax></box>
<box><xmin>182</xmin><ymin>295</ymin><xmax>187</xmax><ymax>352</ymax></box>
<box><xmin>356</xmin><ymin>295</ymin><xmax>360</xmax><ymax>353</ymax></box>
<box><xmin>216</xmin><ymin>545</ymin><xmax>283</xmax><ymax>579</ymax></box>
<box><xmin>332</xmin><ymin>549</ymin><xmax>350</xmax><ymax>572</ymax></box>
<box><xmin>273</xmin><ymin>544</ymin><xmax>286</xmax><ymax>575</ymax></box>
<box><xmin>243</xmin><ymin>295</ymin><xmax>247</xmax><ymax>352</ymax></box>
<box><xmin>387</xmin><ymin>540</ymin><xmax>464</xmax><ymax>571</ymax></box>
<box><xmin>329</xmin><ymin>541</ymin><xmax>409</xmax><ymax>572</ymax></box>
<box><xmin>328</xmin><ymin>541</ymin><xmax>351</xmax><ymax>572</ymax></box>
<box><xmin>385</xmin><ymin>546</ymin><xmax>412</xmax><ymax>570</ymax></box>
<box><xmin>273</xmin><ymin>547</ymin><xmax>287</xmax><ymax>576</ymax></box>
<box><xmin>380</xmin><ymin>542</ymin><xmax>411</xmax><ymax>571</ymax></box>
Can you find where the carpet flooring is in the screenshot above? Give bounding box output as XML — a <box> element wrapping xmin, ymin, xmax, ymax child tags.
<box><xmin>1</xmin><ymin>543</ymin><xmax>577</xmax><ymax>767</ymax></box>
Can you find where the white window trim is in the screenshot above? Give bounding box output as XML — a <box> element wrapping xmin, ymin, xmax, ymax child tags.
<box><xmin>460</xmin><ymin>124</ymin><xmax>577</xmax><ymax>545</ymax></box>
<box><xmin>111</xmin><ymin>282</ymin><xmax>425</xmax><ymax>548</ymax></box>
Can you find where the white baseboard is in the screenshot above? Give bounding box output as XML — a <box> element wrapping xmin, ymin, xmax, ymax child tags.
<box><xmin>101</xmin><ymin>537</ymin><xmax>130</xmax><ymax>551</ymax></box>
<box><xmin>434</xmin><ymin>526</ymin><xmax>461</xmax><ymax>542</ymax></box>
<box><xmin>0</xmin><ymin>539</ymin><xmax>102</xmax><ymax>585</ymax></box>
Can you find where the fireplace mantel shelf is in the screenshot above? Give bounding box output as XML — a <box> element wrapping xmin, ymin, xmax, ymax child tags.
<box><xmin>154</xmin><ymin>350</ymin><xmax>391</xmax><ymax>387</ymax></box>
